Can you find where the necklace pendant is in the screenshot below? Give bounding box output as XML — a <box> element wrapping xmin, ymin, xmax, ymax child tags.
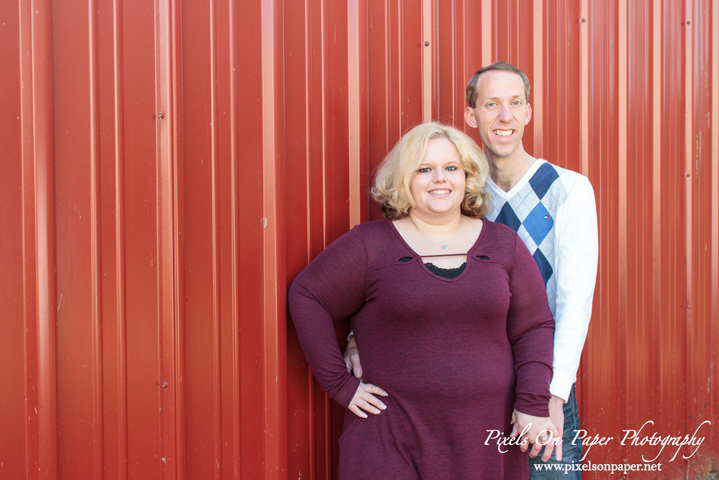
<box><xmin>442</xmin><ymin>245</ymin><xmax>448</xmax><ymax>249</ymax></box>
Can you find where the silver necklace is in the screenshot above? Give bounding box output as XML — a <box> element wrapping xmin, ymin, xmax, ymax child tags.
<box><xmin>408</xmin><ymin>216</ymin><xmax>464</xmax><ymax>250</ymax></box>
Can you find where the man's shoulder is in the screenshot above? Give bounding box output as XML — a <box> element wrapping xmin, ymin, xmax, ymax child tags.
<box><xmin>538</xmin><ymin>159</ymin><xmax>591</xmax><ymax>189</ymax></box>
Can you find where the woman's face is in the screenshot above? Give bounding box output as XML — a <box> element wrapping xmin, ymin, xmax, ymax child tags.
<box><xmin>409</xmin><ymin>137</ymin><xmax>466</xmax><ymax>218</ymax></box>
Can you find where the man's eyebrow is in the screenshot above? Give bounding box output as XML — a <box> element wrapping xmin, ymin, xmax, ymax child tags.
<box><xmin>481</xmin><ymin>93</ymin><xmax>524</xmax><ymax>102</ymax></box>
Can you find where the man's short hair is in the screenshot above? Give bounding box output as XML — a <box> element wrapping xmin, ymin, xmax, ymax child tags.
<box><xmin>466</xmin><ymin>61</ymin><xmax>531</xmax><ymax>108</ymax></box>
<box><xmin>372</xmin><ymin>122</ymin><xmax>492</xmax><ymax>220</ymax></box>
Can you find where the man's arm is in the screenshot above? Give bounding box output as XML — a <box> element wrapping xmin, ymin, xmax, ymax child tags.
<box><xmin>550</xmin><ymin>176</ymin><xmax>599</xmax><ymax>401</ymax></box>
<box><xmin>344</xmin><ymin>334</ymin><xmax>363</xmax><ymax>379</ymax></box>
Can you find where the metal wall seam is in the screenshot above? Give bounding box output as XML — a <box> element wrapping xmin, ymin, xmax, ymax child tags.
<box><xmin>226</xmin><ymin>0</ymin><xmax>241</xmax><ymax>474</ymax></box>
<box><xmin>456</xmin><ymin>0</ymin><xmax>465</xmax><ymax>127</ymax></box>
<box><xmin>348</xmin><ymin>0</ymin><xmax>363</xmax><ymax>228</ymax></box>
<box><xmin>20</xmin><ymin>0</ymin><xmax>57</xmax><ymax>478</ymax></box>
<box><xmin>684</xmin><ymin>0</ymin><xmax>694</xmax><ymax>434</ymax></box>
<box><xmin>156</xmin><ymin>0</ymin><xmax>179</xmax><ymax>476</ymax></box>
<box><xmin>395</xmin><ymin>1</ymin><xmax>403</xmax><ymax>137</ymax></box>
<box><xmin>651</xmin><ymin>0</ymin><xmax>663</xmax><ymax>440</ymax></box>
<box><xmin>712</xmin><ymin>0</ymin><xmax>719</xmax><ymax>457</ymax></box>
<box><xmin>435</xmin><ymin>0</ymin><xmax>444</xmax><ymax>124</ymax></box>
<box><xmin>532</xmin><ymin>0</ymin><xmax>543</xmax><ymax>160</ymax></box>
<box><xmin>112</xmin><ymin>0</ymin><xmax>129</xmax><ymax>475</ymax></box>
<box><xmin>208</xmin><ymin>0</ymin><xmax>223</xmax><ymax>476</ymax></box>
<box><xmin>320</xmin><ymin>0</ymin><xmax>329</xmax><ymax>250</ymax></box>
<box><xmin>170</xmin><ymin>0</ymin><xmax>186</xmax><ymax>474</ymax></box>
<box><xmin>481</xmin><ymin>0</ymin><xmax>491</xmax><ymax>66</ymax></box>
<box><xmin>316</xmin><ymin>2</ymin><xmax>332</xmax><ymax>474</ymax></box>
<box><xmin>579</xmin><ymin>0</ymin><xmax>588</xmax><ymax>176</ymax></box>
<box><xmin>383</xmin><ymin>0</ymin><xmax>390</xmax><ymax>150</ymax></box>
<box><xmin>305</xmin><ymin>0</ymin><xmax>317</xmax><ymax>426</ymax></box>
<box><xmin>617</xmin><ymin>0</ymin><xmax>629</xmax><ymax>436</ymax></box>
<box><xmin>261</xmin><ymin>1</ymin><xmax>287</xmax><ymax>477</ymax></box>
<box><xmin>88</xmin><ymin>0</ymin><xmax>104</xmax><ymax>476</ymax></box>
<box><xmin>421</xmin><ymin>0</ymin><xmax>432</xmax><ymax>122</ymax></box>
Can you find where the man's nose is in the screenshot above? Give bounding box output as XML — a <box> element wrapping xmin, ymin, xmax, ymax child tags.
<box><xmin>498</xmin><ymin>104</ymin><xmax>512</xmax><ymax>122</ymax></box>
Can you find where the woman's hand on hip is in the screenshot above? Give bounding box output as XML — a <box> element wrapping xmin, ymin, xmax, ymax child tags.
<box><xmin>348</xmin><ymin>382</ymin><xmax>388</xmax><ymax>418</ymax></box>
<box><xmin>510</xmin><ymin>409</ymin><xmax>560</xmax><ymax>462</ymax></box>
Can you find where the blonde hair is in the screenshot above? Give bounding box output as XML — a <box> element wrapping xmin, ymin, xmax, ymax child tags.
<box><xmin>372</xmin><ymin>122</ymin><xmax>492</xmax><ymax>219</ymax></box>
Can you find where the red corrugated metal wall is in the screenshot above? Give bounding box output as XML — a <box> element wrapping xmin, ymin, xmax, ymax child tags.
<box><xmin>1</xmin><ymin>0</ymin><xmax>717</xmax><ymax>479</ymax></box>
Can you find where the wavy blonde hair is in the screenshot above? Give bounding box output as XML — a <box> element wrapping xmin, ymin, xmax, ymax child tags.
<box><xmin>372</xmin><ymin>122</ymin><xmax>492</xmax><ymax>219</ymax></box>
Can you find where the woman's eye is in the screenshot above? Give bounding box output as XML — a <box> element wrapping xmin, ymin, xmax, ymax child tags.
<box><xmin>418</xmin><ymin>167</ymin><xmax>431</xmax><ymax>173</ymax></box>
<box><xmin>446</xmin><ymin>166</ymin><xmax>458</xmax><ymax>171</ymax></box>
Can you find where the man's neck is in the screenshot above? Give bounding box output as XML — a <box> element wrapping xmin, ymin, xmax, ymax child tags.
<box><xmin>487</xmin><ymin>150</ymin><xmax>537</xmax><ymax>192</ymax></box>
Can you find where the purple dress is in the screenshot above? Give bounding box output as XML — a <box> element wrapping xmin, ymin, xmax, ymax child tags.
<box><xmin>289</xmin><ymin>219</ymin><xmax>554</xmax><ymax>479</ymax></box>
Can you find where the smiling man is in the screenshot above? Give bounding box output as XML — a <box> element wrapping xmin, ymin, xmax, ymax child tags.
<box><xmin>464</xmin><ymin>61</ymin><xmax>598</xmax><ymax>478</ymax></box>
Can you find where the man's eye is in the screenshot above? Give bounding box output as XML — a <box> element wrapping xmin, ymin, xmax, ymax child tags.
<box><xmin>486</xmin><ymin>102</ymin><xmax>496</xmax><ymax>108</ymax></box>
<box><xmin>512</xmin><ymin>100</ymin><xmax>522</xmax><ymax>106</ymax></box>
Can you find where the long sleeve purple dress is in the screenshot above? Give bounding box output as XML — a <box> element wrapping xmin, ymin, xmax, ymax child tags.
<box><xmin>289</xmin><ymin>219</ymin><xmax>554</xmax><ymax>479</ymax></box>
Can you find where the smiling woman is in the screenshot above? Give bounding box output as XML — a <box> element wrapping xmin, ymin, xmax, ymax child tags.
<box><xmin>409</xmin><ymin>137</ymin><xmax>468</xmax><ymax>219</ymax></box>
<box><xmin>289</xmin><ymin>122</ymin><xmax>558</xmax><ymax>479</ymax></box>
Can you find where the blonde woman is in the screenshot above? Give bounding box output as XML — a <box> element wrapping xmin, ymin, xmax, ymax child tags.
<box><xmin>289</xmin><ymin>122</ymin><xmax>557</xmax><ymax>479</ymax></box>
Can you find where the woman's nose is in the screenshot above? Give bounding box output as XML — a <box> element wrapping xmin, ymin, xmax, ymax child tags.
<box><xmin>433</xmin><ymin>170</ymin><xmax>447</xmax><ymax>182</ymax></box>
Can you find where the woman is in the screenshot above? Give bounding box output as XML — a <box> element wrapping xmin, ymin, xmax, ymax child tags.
<box><xmin>289</xmin><ymin>122</ymin><xmax>557</xmax><ymax>479</ymax></box>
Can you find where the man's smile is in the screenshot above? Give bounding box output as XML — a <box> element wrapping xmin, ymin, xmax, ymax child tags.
<box><xmin>494</xmin><ymin>129</ymin><xmax>514</xmax><ymax>137</ymax></box>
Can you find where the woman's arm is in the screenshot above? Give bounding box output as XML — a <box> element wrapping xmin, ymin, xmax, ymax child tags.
<box><xmin>289</xmin><ymin>226</ymin><xmax>386</xmax><ymax>414</ymax></box>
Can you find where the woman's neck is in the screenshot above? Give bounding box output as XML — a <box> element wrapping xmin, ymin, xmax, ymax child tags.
<box><xmin>407</xmin><ymin>211</ymin><xmax>464</xmax><ymax>240</ymax></box>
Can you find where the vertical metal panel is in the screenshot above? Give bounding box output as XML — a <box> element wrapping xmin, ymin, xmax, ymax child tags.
<box><xmin>52</xmin><ymin>0</ymin><xmax>102</xmax><ymax>476</ymax></box>
<box><xmin>19</xmin><ymin>0</ymin><xmax>58</xmax><ymax>478</ymax></box>
<box><xmin>2</xmin><ymin>1</ymin><xmax>718</xmax><ymax>479</ymax></box>
<box><xmin>123</xmin><ymin>0</ymin><xmax>163</xmax><ymax>473</ymax></box>
<box><xmin>96</xmin><ymin>0</ymin><xmax>129</xmax><ymax>476</ymax></box>
<box><xmin>0</xmin><ymin>0</ymin><xmax>25</xmax><ymax>478</ymax></box>
<box><xmin>260</xmin><ymin>0</ymin><xmax>287</xmax><ymax>477</ymax></box>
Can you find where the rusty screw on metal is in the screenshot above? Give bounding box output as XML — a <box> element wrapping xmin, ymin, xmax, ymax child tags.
<box><xmin>424</xmin><ymin>41</ymin><xmax>430</xmax><ymax>46</ymax></box>
<box><xmin>162</xmin><ymin>381</ymin><xmax>168</xmax><ymax>388</ymax></box>
<box><xmin>158</xmin><ymin>112</ymin><xmax>165</xmax><ymax>120</ymax></box>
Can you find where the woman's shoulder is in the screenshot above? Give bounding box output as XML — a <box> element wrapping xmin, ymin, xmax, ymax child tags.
<box><xmin>353</xmin><ymin>219</ymin><xmax>408</xmax><ymax>261</ymax></box>
<box><xmin>481</xmin><ymin>219</ymin><xmax>521</xmax><ymax>243</ymax></box>
<box><xmin>475</xmin><ymin>220</ymin><xmax>524</xmax><ymax>261</ymax></box>
<box><xmin>351</xmin><ymin>218</ymin><xmax>396</xmax><ymax>239</ymax></box>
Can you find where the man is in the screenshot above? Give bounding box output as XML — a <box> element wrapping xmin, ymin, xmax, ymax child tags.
<box><xmin>346</xmin><ymin>62</ymin><xmax>598</xmax><ymax>478</ymax></box>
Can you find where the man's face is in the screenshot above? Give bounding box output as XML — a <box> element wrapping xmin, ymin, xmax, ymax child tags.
<box><xmin>464</xmin><ymin>70</ymin><xmax>532</xmax><ymax>162</ymax></box>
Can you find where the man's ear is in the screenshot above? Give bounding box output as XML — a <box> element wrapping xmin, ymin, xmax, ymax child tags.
<box><xmin>464</xmin><ymin>107</ymin><xmax>477</xmax><ymax>128</ymax></box>
<box><xmin>525</xmin><ymin>103</ymin><xmax>533</xmax><ymax>125</ymax></box>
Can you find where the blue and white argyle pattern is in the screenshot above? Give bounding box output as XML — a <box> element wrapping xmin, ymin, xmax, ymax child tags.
<box><xmin>486</xmin><ymin>162</ymin><xmax>568</xmax><ymax>316</ymax></box>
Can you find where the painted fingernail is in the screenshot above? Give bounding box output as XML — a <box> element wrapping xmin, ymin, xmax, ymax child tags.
<box><xmin>375</xmin><ymin>409</ymin><xmax>381</xmax><ymax>414</ymax></box>
<box><xmin>380</xmin><ymin>404</ymin><xmax>387</xmax><ymax>410</ymax></box>
<box><xmin>362</xmin><ymin>413</ymin><xmax>368</xmax><ymax>418</ymax></box>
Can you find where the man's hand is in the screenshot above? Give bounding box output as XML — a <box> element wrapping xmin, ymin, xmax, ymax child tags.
<box><xmin>548</xmin><ymin>395</ymin><xmax>565</xmax><ymax>461</ymax></box>
<box><xmin>510</xmin><ymin>410</ymin><xmax>559</xmax><ymax>461</ymax></box>
<box><xmin>344</xmin><ymin>335</ymin><xmax>363</xmax><ymax>379</ymax></box>
<box><xmin>348</xmin><ymin>382</ymin><xmax>388</xmax><ymax>418</ymax></box>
